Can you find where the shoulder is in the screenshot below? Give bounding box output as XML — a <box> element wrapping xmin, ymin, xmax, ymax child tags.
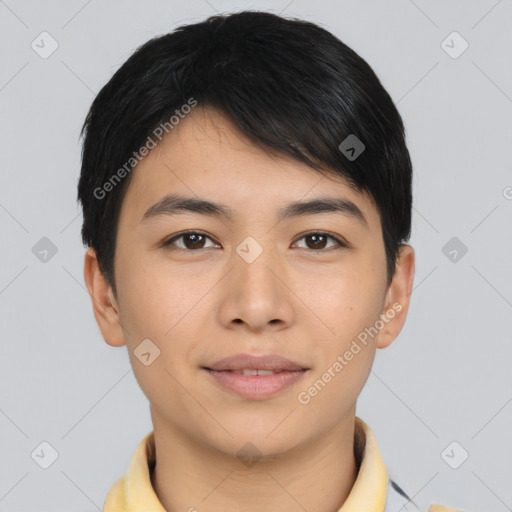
<box><xmin>103</xmin><ymin>475</ymin><xmax>127</xmax><ymax>510</ymax></box>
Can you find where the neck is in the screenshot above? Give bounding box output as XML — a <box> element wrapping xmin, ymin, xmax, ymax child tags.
<box><xmin>151</xmin><ymin>413</ymin><xmax>359</xmax><ymax>512</ymax></box>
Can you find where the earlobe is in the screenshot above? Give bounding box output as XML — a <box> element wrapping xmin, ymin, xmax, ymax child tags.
<box><xmin>376</xmin><ymin>245</ymin><xmax>415</xmax><ymax>349</ymax></box>
<box><xmin>83</xmin><ymin>247</ymin><xmax>126</xmax><ymax>347</ymax></box>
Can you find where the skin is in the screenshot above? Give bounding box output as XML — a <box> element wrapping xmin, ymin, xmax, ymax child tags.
<box><xmin>84</xmin><ymin>106</ymin><xmax>415</xmax><ymax>512</ymax></box>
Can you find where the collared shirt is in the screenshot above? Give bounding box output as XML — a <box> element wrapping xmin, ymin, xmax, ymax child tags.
<box><xmin>103</xmin><ymin>417</ymin><xmax>461</xmax><ymax>512</ymax></box>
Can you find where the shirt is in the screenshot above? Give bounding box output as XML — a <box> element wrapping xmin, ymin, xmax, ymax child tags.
<box><xmin>103</xmin><ymin>416</ymin><xmax>462</xmax><ymax>512</ymax></box>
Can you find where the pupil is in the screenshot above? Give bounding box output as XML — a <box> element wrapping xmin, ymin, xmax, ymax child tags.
<box><xmin>308</xmin><ymin>234</ymin><xmax>326</xmax><ymax>249</ymax></box>
<box><xmin>187</xmin><ymin>234</ymin><xmax>204</xmax><ymax>249</ymax></box>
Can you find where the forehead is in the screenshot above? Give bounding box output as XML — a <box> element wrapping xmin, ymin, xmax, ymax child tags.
<box><xmin>118</xmin><ymin>106</ymin><xmax>380</xmax><ymax>230</ymax></box>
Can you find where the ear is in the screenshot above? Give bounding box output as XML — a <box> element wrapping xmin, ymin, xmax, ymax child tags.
<box><xmin>83</xmin><ymin>247</ymin><xmax>126</xmax><ymax>347</ymax></box>
<box><xmin>376</xmin><ymin>244</ymin><xmax>415</xmax><ymax>349</ymax></box>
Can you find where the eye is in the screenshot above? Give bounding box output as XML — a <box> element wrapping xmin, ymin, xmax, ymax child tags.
<box><xmin>161</xmin><ymin>230</ymin><xmax>347</xmax><ymax>252</ymax></box>
<box><xmin>292</xmin><ymin>232</ymin><xmax>347</xmax><ymax>251</ymax></box>
<box><xmin>162</xmin><ymin>231</ymin><xmax>219</xmax><ymax>250</ymax></box>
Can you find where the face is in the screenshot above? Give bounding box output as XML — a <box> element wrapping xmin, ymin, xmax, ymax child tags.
<box><xmin>85</xmin><ymin>106</ymin><xmax>414</xmax><ymax>460</ymax></box>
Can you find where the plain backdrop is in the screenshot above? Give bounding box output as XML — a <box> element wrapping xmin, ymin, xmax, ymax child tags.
<box><xmin>1</xmin><ymin>1</ymin><xmax>511</xmax><ymax>511</ymax></box>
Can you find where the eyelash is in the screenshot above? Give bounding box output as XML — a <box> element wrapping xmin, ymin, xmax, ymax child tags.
<box><xmin>161</xmin><ymin>230</ymin><xmax>348</xmax><ymax>252</ymax></box>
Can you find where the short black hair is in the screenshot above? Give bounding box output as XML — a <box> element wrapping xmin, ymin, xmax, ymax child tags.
<box><xmin>77</xmin><ymin>10</ymin><xmax>412</xmax><ymax>299</ymax></box>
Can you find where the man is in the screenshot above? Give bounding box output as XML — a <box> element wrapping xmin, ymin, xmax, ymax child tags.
<box><xmin>78</xmin><ymin>10</ymin><xmax>462</xmax><ymax>512</ymax></box>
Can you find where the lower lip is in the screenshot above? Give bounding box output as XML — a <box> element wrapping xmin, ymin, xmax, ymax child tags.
<box><xmin>204</xmin><ymin>369</ymin><xmax>307</xmax><ymax>399</ymax></box>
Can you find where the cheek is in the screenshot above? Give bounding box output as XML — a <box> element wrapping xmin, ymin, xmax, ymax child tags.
<box><xmin>115</xmin><ymin>257</ymin><xmax>200</xmax><ymax>408</ymax></box>
<box><xmin>115</xmin><ymin>249</ymin><xmax>215</xmax><ymax>356</ymax></box>
<box><xmin>115</xmin><ymin>249</ymin><xmax>200</xmax><ymax>337</ymax></box>
<box><xmin>298</xmin><ymin>278</ymin><xmax>383</xmax><ymax>417</ymax></box>
<box><xmin>304</xmin><ymin>262</ymin><xmax>385</xmax><ymax>391</ymax></box>
<box><xmin>307</xmin><ymin>262</ymin><xmax>386</xmax><ymax>341</ymax></box>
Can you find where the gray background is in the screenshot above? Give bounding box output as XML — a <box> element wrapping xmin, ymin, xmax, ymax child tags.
<box><xmin>1</xmin><ymin>1</ymin><xmax>511</xmax><ymax>511</ymax></box>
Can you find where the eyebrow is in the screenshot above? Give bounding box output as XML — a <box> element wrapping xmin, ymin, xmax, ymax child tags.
<box><xmin>140</xmin><ymin>193</ymin><xmax>368</xmax><ymax>228</ymax></box>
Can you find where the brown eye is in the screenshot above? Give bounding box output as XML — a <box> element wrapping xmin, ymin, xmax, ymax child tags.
<box><xmin>181</xmin><ymin>233</ymin><xmax>206</xmax><ymax>249</ymax></box>
<box><xmin>305</xmin><ymin>234</ymin><xmax>328</xmax><ymax>250</ymax></box>
<box><xmin>163</xmin><ymin>231</ymin><xmax>219</xmax><ymax>250</ymax></box>
<box><xmin>293</xmin><ymin>232</ymin><xmax>346</xmax><ymax>251</ymax></box>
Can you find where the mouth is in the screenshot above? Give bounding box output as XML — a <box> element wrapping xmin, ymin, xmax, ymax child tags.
<box><xmin>201</xmin><ymin>353</ymin><xmax>310</xmax><ymax>399</ymax></box>
<box><xmin>201</xmin><ymin>366</ymin><xmax>309</xmax><ymax>400</ymax></box>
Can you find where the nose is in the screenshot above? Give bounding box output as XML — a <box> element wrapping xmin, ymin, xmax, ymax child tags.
<box><xmin>217</xmin><ymin>237</ymin><xmax>295</xmax><ymax>333</ymax></box>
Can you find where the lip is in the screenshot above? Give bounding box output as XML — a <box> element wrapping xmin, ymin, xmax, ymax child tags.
<box><xmin>202</xmin><ymin>353</ymin><xmax>309</xmax><ymax>400</ymax></box>
<box><xmin>203</xmin><ymin>353</ymin><xmax>308</xmax><ymax>372</ymax></box>
<box><xmin>203</xmin><ymin>368</ymin><xmax>308</xmax><ymax>400</ymax></box>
